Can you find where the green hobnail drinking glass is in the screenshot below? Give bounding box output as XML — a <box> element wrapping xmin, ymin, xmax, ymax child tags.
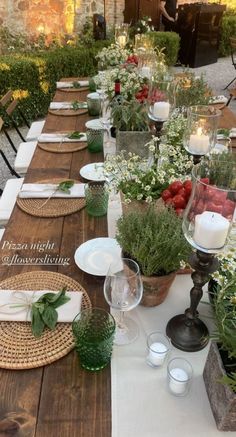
<box><xmin>86</xmin><ymin>128</ymin><xmax>104</xmax><ymax>153</ymax></box>
<box><xmin>85</xmin><ymin>182</ymin><xmax>109</xmax><ymax>217</ymax></box>
<box><xmin>72</xmin><ymin>308</ymin><xmax>116</xmax><ymax>371</ymax></box>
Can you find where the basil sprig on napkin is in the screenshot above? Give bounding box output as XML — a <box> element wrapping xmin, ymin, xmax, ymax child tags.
<box><xmin>58</xmin><ymin>180</ymin><xmax>74</xmax><ymax>193</ymax></box>
<box><xmin>73</xmin><ymin>81</ymin><xmax>81</xmax><ymax>89</ymax></box>
<box><xmin>72</xmin><ymin>100</ymin><xmax>87</xmax><ymax>110</ymax></box>
<box><xmin>31</xmin><ymin>287</ymin><xmax>70</xmax><ymax>337</ymax></box>
<box><xmin>68</xmin><ymin>131</ymin><xmax>84</xmax><ymax>140</ymax></box>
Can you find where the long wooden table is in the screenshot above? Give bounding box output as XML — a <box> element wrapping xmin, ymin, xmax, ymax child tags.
<box><xmin>0</xmin><ymin>92</ymin><xmax>235</xmax><ymax>436</ymax></box>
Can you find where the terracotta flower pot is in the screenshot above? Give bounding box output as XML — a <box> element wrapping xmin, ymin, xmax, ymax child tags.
<box><xmin>140</xmin><ymin>271</ymin><xmax>177</xmax><ymax>307</ymax></box>
<box><xmin>120</xmin><ymin>192</ymin><xmax>165</xmax><ymax>216</ymax></box>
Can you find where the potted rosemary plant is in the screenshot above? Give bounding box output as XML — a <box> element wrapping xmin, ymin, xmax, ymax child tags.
<box><xmin>115</xmin><ymin>207</ymin><xmax>190</xmax><ymax>306</ymax></box>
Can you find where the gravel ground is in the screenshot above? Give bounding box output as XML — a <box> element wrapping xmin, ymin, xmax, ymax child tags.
<box><xmin>0</xmin><ymin>55</ymin><xmax>235</xmax><ymax>189</ymax></box>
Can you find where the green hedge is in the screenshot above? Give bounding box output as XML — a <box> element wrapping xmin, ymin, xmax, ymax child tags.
<box><xmin>0</xmin><ymin>36</ymin><xmax>179</xmax><ymax>125</ymax></box>
<box><xmin>219</xmin><ymin>11</ymin><xmax>236</xmax><ymax>56</ymax></box>
<box><xmin>149</xmin><ymin>31</ymin><xmax>180</xmax><ymax>65</ymax></box>
<box><xmin>0</xmin><ymin>41</ymin><xmax>110</xmax><ymax>124</ymax></box>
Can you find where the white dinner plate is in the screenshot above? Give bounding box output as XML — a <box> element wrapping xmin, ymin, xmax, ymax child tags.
<box><xmin>74</xmin><ymin>238</ymin><xmax>122</xmax><ymax>276</ymax></box>
<box><xmin>80</xmin><ymin>162</ymin><xmax>105</xmax><ymax>181</ymax></box>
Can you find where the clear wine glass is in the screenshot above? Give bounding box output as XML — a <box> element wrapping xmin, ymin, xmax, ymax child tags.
<box><xmin>104</xmin><ymin>258</ymin><xmax>143</xmax><ymax>345</ymax></box>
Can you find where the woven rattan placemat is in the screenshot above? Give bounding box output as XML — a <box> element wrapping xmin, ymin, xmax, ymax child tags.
<box><xmin>48</xmin><ymin>108</ymin><xmax>88</xmax><ymax>116</ymax></box>
<box><xmin>17</xmin><ymin>179</ymin><xmax>85</xmax><ymax>218</ymax></box>
<box><xmin>58</xmin><ymin>86</ymin><xmax>90</xmax><ymax>93</ymax></box>
<box><xmin>38</xmin><ymin>141</ymin><xmax>87</xmax><ymax>154</ymax></box>
<box><xmin>0</xmin><ymin>271</ymin><xmax>91</xmax><ymax>369</ymax></box>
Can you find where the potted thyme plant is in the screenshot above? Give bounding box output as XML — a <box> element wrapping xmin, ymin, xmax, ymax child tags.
<box><xmin>115</xmin><ymin>207</ymin><xmax>190</xmax><ymax>306</ymax></box>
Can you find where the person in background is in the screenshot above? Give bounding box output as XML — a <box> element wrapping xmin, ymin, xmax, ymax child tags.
<box><xmin>160</xmin><ymin>0</ymin><xmax>178</xmax><ymax>31</ymax></box>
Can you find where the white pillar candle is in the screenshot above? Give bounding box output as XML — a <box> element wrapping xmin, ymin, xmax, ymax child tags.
<box><xmin>140</xmin><ymin>66</ymin><xmax>151</xmax><ymax>79</ymax></box>
<box><xmin>189</xmin><ymin>127</ymin><xmax>210</xmax><ymax>154</ymax></box>
<box><xmin>169</xmin><ymin>368</ymin><xmax>188</xmax><ymax>395</ymax></box>
<box><xmin>193</xmin><ymin>211</ymin><xmax>230</xmax><ymax>249</ymax></box>
<box><xmin>153</xmin><ymin>102</ymin><xmax>170</xmax><ymax>120</ymax></box>
<box><xmin>147</xmin><ymin>342</ymin><xmax>168</xmax><ymax>366</ymax></box>
<box><xmin>117</xmin><ymin>35</ymin><xmax>126</xmax><ymax>48</ymax></box>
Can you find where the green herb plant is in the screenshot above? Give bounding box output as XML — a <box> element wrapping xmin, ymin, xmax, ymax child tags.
<box><xmin>111</xmin><ymin>98</ymin><xmax>149</xmax><ymax>131</ymax></box>
<box><xmin>68</xmin><ymin>131</ymin><xmax>84</xmax><ymax>140</ymax></box>
<box><xmin>211</xmin><ymin>275</ymin><xmax>236</xmax><ymax>392</ymax></box>
<box><xmin>31</xmin><ymin>288</ymin><xmax>70</xmax><ymax>337</ymax></box>
<box><xmin>116</xmin><ymin>207</ymin><xmax>190</xmax><ymax>277</ymax></box>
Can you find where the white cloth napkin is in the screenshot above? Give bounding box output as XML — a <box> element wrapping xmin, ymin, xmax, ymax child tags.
<box><xmin>230</xmin><ymin>128</ymin><xmax>236</xmax><ymax>138</ymax></box>
<box><xmin>18</xmin><ymin>183</ymin><xmax>85</xmax><ymax>199</ymax></box>
<box><xmin>209</xmin><ymin>95</ymin><xmax>228</xmax><ymax>104</ymax></box>
<box><xmin>56</xmin><ymin>80</ymin><xmax>89</xmax><ymax>89</ymax></box>
<box><xmin>0</xmin><ymin>289</ymin><xmax>83</xmax><ymax>322</ymax></box>
<box><xmin>38</xmin><ymin>133</ymin><xmax>87</xmax><ymax>143</ymax></box>
<box><xmin>49</xmin><ymin>102</ymin><xmax>87</xmax><ymax>110</ymax></box>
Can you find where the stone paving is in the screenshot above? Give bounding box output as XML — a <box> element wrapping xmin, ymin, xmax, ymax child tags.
<box><xmin>0</xmin><ymin>55</ymin><xmax>235</xmax><ymax>189</ymax></box>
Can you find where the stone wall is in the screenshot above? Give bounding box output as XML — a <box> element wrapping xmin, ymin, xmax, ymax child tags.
<box><xmin>0</xmin><ymin>0</ymin><xmax>125</xmax><ymax>36</ymax></box>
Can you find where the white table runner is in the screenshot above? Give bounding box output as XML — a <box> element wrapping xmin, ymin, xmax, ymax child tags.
<box><xmin>106</xmin><ymin>185</ymin><xmax>221</xmax><ymax>437</ymax></box>
<box><xmin>111</xmin><ymin>275</ymin><xmax>221</xmax><ymax>437</ymax></box>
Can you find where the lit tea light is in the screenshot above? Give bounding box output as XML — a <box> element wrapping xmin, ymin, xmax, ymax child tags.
<box><xmin>147</xmin><ymin>342</ymin><xmax>168</xmax><ymax>366</ymax></box>
<box><xmin>117</xmin><ymin>35</ymin><xmax>126</xmax><ymax>48</ymax></box>
<box><xmin>169</xmin><ymin>367</ymin><xmax>188</xmax><ymax>395</ymax></box>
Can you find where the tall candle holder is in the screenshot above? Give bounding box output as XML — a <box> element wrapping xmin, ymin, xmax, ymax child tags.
<box><xmin>115</xmin><ymin>24</ymin><xmax>129</xmax><ymax>49</ymax></box>
<box><xmin>148</xmin><ymin>79</ymin><xmax>175</xmax><ymax>135</ymax></box>
<box><xmin>183</xmin><ymin>106</ymin><xmax>221</xmax><ymax>165</ymax></box>
<box><xmin>166</xmin><ymin>159</ymin><xmax>236</xmax><ymax>352</ymax></box>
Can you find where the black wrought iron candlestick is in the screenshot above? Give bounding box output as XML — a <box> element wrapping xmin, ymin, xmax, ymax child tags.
<box><xmin>166</xmin><ymin>250</ymin><xmax>219</xmax><ymax>352</ymax></box>
<box><xmin>192</xmin><ymin>154</ymin><xmax>202</xmax><ymax>165</ymax></box>
<box><xmin>154</xmin><ymin>119</ymin><xmax>165</xmax><ymax>136</ymax></box>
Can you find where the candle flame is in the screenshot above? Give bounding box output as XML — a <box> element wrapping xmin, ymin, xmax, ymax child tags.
<box><xmin>197</xmin><ymin>127</ymin><xmax>203</xmax><ymax>136</ymax></box>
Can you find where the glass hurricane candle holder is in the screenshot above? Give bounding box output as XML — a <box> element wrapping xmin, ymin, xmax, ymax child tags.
<box><xmin>115</xmin><ymin>24</ymin><xmax>129</xmax><ymax>48</ymax></box>
<box><xmin>148</xmin><ymin>79</ymin><xmax>175</xmax><ymax>132</ymax></box>
<box><xmin>183</xmin><ymin>105</ymin><xmax>221</xmax><ymax>164</ymax></box>
<box><xmin>166</xmin><ymin>159</ymin><xmax>236</xmax><ymax>352</ymax></box>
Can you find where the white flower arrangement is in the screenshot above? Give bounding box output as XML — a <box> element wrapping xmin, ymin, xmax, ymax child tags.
<box><xmin>96</xmin><ymin>44</ymin><xmax>129</xmax><ymax>70</ymax></box>
<box><xmin>104</xmin><ymin>150</ymin><xmax>178</xmax><ymax>203</ymax></box>
<box><xmin>94</xmin><ymin>66</ymin><xmax>145</xmax><ymax>101</ymax></box>
<box><xmin>146</xmin><ymin>113</ymin><xmax>193</xmax><ymax>179</ymax></box>
<box><xmin>212</xmin><ymin>247</ymin><xmax>236</xmax><ymax>288</ymax></box>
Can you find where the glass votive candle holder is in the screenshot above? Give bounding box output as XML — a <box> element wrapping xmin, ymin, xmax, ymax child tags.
<box><xmin>167</xmin><ymin>357</ymin><xmax>193</xmax><ymax>396</ymax></box>
<box><xmin>183</xmin><ymin>105</ymin><xmax>221</xmax><ymax>157</ymax></box>
<box><xmin>212</xmin><ymin>135</ymin><xmax>232</xmax><ymax>155</ymax></box>
<box><xmin>148</xmin><ymin>79</ymin><xmax>175</xmax><ymax>122</ymax></box>
<box><xmin>146</xmin><ymin>332</ymin><xmax>171</xmax><ymax>368</ymax></box>
<box><xmin>72</xmin><ymin>307</ymin><xmax>116</xmax><ymax>371</ymax></box>
<box><xmin>87</xmin><ymin>92</ymin><xmax>101</xmax><ymax>116</ymax></box>
<box><xmin>86</xmin><ymin>128</ymin><xmax>104</xmax><ymax>153</ymax></box>
<box><xmin>85</xmin><ymin>181</ymin><xmax>109</xmax><ymax>217</ymax></box>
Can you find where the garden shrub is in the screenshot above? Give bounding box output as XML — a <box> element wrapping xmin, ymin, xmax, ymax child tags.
<box><xmin>219</xmin><ymin>10</ymin><xmax>236</xmax><ymax>56</ymax></box>
<box><xmin>0</xmin><ymin>44</ymin><xmax>109</xmax><ymax>124</ymax></box>
<box><xmin>149</xmin><ymin>31</ymin><xmax>180</xmax><ymax>65</ymax></box>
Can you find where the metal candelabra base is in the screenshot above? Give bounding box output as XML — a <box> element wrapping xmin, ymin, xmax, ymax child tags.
<box><xmin>166</xmin><ymin>250</ymin><xmax>219</xmax><ymax>352</ymax></box>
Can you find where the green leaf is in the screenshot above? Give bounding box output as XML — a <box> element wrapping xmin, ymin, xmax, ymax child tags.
<box><xmin>52</xmin><ymin>294</ymin><xmax>70</xmax><ymax>309</ymax></box>
<box><xmin>58</xmin><ymin>180</ymin><xmax>74</xmax><ymax>194</ymax></box>
<box><xmin>42</xmin><ymin>306</ymin><xmax>58</xmax><ymax>330</ymax></box>
<box><xmin>73</xmin><ymin>81</ymin><xmax>81</xmax><ymax>89</ymax></box>
<box><xmin>68</xmin><ymin>131</ymin><xmax>84</xmax><ymax>140</ymax></box>
<box><xmin>31</xmin><ymin>305</ymin><xmax>45</xmax><ymax>337</ymax></box>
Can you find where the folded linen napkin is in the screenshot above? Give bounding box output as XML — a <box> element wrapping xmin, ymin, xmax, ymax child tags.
<box><xmin>209</xmin><ymin>95</ymin><xmax>228</xmax><ymax>104</ymax></box>
<box><xmin>38</xmin><ymin>133</ymin><xmax>87</xmax><ymax>143</ymax></box>
<box><xmin>0</xmin><ymin>289</ymin><xmax>83</xmax><ymax>322</ymax></box>
<box><xmin>18</xmin><ymin>183</ymin><xmax>85</xmax><ymax>199</ymax></box>
<box><xmin>49</xmin><ymin>102</ymin><xmax>87</xmax><ymax>110</ymax></box>
<box><xmin>56</xmin><ymin>80</ymin><xmax>89</xmax><ymax>89</ymax></box>
<box><xmin>230</xmin><ymin>128</ymin><xmax>236</xmax><ymax>138</ymax></box>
